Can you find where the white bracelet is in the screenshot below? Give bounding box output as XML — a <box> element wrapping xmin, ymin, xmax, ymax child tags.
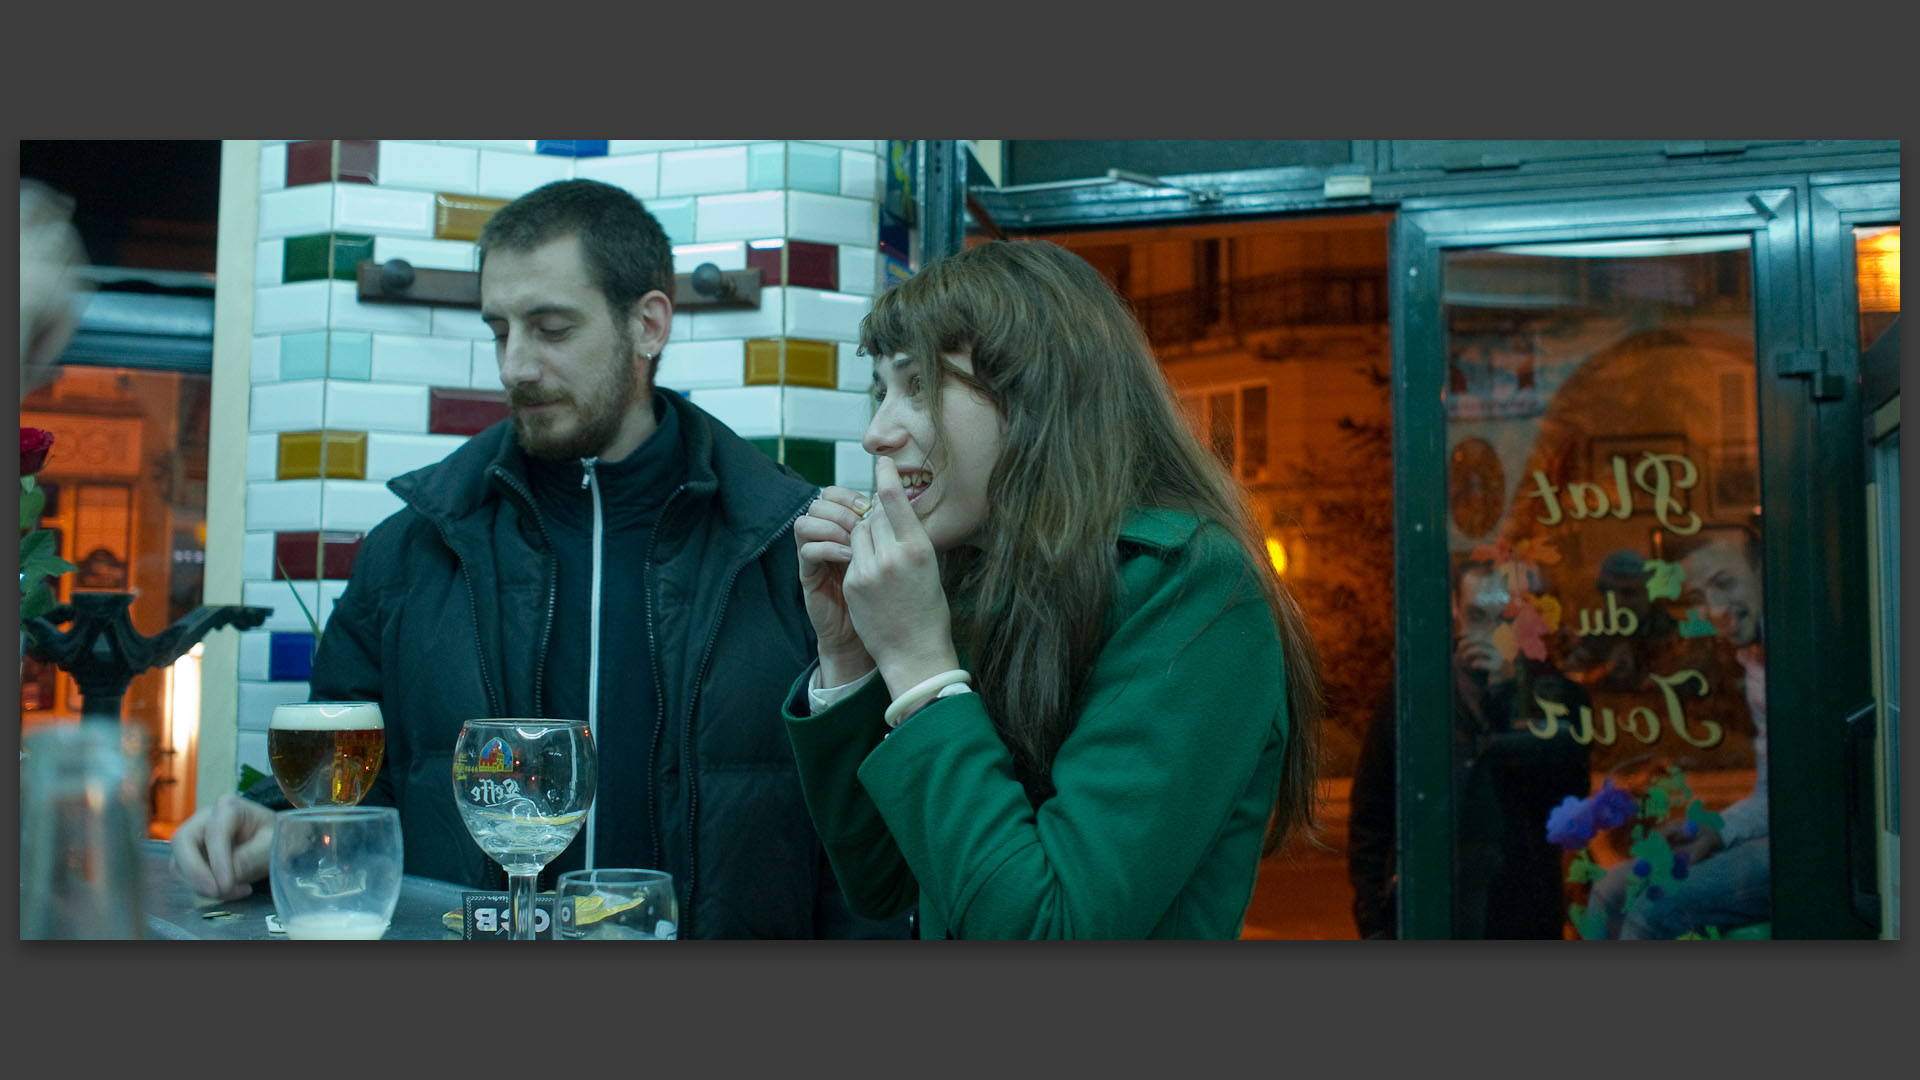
<box><xmin>883</xmin><ymin>669</ymin><xmax>972</xmax><ymax>728</ymax></box>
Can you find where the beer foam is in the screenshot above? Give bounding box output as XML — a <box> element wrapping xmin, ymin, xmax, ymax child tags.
<box><xmin>271</xmin><ymin>702</ymin><xmax>383</xmax><ymax>730</ymax></box>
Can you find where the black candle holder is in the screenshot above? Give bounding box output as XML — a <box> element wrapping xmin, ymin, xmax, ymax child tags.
<box><xmin>22</xmin><ymin>591</ymin><xmax>272</xmax><ymax>722</ymax></box>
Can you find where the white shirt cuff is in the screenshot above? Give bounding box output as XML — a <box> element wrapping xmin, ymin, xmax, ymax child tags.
<box><xmin>808</xmin><ymin>664</ymin><xmax>879</xmax><ymax>713</ymax></box>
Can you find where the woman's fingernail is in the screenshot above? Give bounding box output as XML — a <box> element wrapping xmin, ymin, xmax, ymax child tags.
<box><xmin>854</xmin><ymin>496</ymin><xmax>872</xmax><ymax>516</ymax></box>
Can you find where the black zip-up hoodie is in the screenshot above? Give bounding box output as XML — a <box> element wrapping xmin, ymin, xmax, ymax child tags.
<box><xmin>311</xmin><ymin>390</ymin><xmax>905</xmax><ymax>938</ymax></box>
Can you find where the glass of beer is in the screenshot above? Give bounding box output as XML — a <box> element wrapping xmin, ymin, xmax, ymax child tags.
<box><xmin>269</xmin><ymin>701</ymin><xmax>386</xmax><ymax>808</ymax></box>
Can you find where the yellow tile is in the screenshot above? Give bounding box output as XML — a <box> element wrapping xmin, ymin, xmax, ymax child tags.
<box><xmin>277</xmin><ymin>430</ymin><xmax>366</xmax><ymax>480</ymax></box>
<box><xmin>744</xmin><ymin>337</ymin><xmax>837</xmax><ymax>389</ymax></box>
<box><xmin>434</xmin><ymin>193</ymin><xmax>510</xmax><ymax>242</ymax></box>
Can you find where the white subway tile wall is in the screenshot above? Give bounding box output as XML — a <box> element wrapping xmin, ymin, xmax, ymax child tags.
<box><xmin>477</xmin><ymin>150</ymin><xmax>573</xmax><ymax>198</ymax></box>
<box><xmin>234</xmin><ymin>139</ymin><xmax>889</xmax><ymax>787</ymax></box>
<box><xmin>365</xmin><ymin>432</ymin><xmax>466</xmax><ymax>480</ymax></box>
<box><xmin>783</xmin><ymin>386</ymin><xmax>874</xmax><ymax>442</ymax></box>
<box><xmin>657</xmin><ymin>339</ymin><xmax>750</xmax><ymax>391</ymax></box>
<box><xmin>376</xmin><ymin>141</ymin><xmax>479</xmax><ymax>194</ymax></box>
<box><xmin>659</xmin><ymin>146</ymin><xmax>750</xmax><ymax>197</ymax></box>
<box><xmin>836</xmin><ymin>440</ymin><xmax>876</xmax><ymax>491</ymax></box>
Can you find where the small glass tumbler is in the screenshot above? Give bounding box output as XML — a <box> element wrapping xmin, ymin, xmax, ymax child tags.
<box><xmin>269</xmin><ymin>806</ymin><xmax>404</xmax><ymax>940</ymax></box>
<box><xmin>556</xmin><ymin>868</ymin><xmax>678</xmax><ymax>940</ymax></box>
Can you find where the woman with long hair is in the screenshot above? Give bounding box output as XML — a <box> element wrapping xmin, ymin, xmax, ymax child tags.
<box><xmin>784</xmin><ymin>240</ymin><xmax>1324</xmax><ymax>938</ymax></box>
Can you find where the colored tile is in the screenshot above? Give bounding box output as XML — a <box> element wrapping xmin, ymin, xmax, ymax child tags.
<box><xmin>647</xmin><ymin>197</ymin><xmax>695</xmax><ymax>245</ymax></box>
<box><xmin>429</xmin><ymin>387</ymin><xmax>509</xmax><ymax>435</ymax></box>
<box><xmin>747</xmin><ymin>437</ymin><xmax>780</xmax><ymax>466</ymax></box>
<box><xmin>268</xmin><ymin>632</ymin><xmax>317</xmax><ymax>682</ymax></box>
<box><xmin>285</xmin><ymin>140</ymin><xmax>333</xmax><ymax>187</ymax></box>
<box><xmin>280</xmin><ymin>331</ymin><xmax>329</xmax><ymax>380</ymax></box>
<box><xmin>274</xmin><ymin>531</ymin><xmax>365</xmax><ymax>580</ymax></box>
<box><xmin>327</xmin><ymin>331</ymin><xmax>374</xmax><ymax>381</ymax></box>
<box><xmin>744</xmin><ymin>337</ymin><xmax>837</xmax><ymax>389</ymax></box>
<box><xmin>782</xmin><ymin>438</ymin><xmax>836</xmax><ymax>487</ymax></box>
<box><xmin>884</xmin><ymin>254</ymin><xmax>912</xmax><ymax>287</ymax></box>
<box><xmin>745</xmin><ymin>240</ymin><xmax>839</xmax><ymax>291</ymax></box>
<box><xmin>787</xmin><ymin>142</ymin><xmax>841</xmax><ymax>196</ymax></box>
<box><xmin>747</xmin><ymin>143</ymin><xmax>784</xmax><ymax>191</ymax></box>
<box><xmin>336</xmin><ymin>140</ymin><xmax>378</xmax><ymax>185</ymax></box>
<box><xmin>433</xmin><ymin>193</ymin><xmax>510</xmax><ymax>242</ymax></box>
<box><xmin>277</xmin><ymin>430</ymin><xmax>369</xmax><ymax>480</ymax></box>
<box><xmin>285</xmin><ymin>140</ymin><xmax>377</xmax><ymax>186</ymax></box>
<box><xmin>536</xmin><ymin>140</ymin><xmax>608</xmax><ymax>157</ymax></box>
<box><xmin>282</xmin><ymin>233</ymin><xmax>374</xmax><ymax>284</ymax></box>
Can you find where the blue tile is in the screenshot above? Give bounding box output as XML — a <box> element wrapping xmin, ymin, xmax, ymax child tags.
<box><xmin>268</xmin><ymin>632</ymin><xmax>317</xmax><ymax>682</ymax></box>
<box><xmin>281</xmin><ymin>331</ymin><xmax>329</xmax><ymax>381</ymax></box>
<box><xmin>329</xmin><ymin>331</ymin><xmax>373</xmax><ymax>380</ymax></box>
<box><xmin>536</xmin><ymin>140</ymin><xmax>609</xmax><ymax>158</ymax></box>
<box><xmin>787</xmin><ymin>142</ymin><xmax>841</xmax><ymax>196</ymax></box>
<box><xmin>747</xmin><ymin>143</ymin><xmax>785</xmax><ymax>191</ymax></box>
<box><xmin>879</xmin><ymin>209</ymin><xmax>911</xmax><ymax>263</ymax></box>
<box><xmin>648</xmin><ymin>197</ymin><xmax>696</xmax><ymax>246</ymax></box>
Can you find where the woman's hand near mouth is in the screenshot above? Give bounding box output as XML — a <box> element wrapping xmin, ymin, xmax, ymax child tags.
<box><xmin>845</xmin><ymin>457</ymin><xmax>962</xmax><ymax>699</ymax></box>
<box><xmin>795</xmin><ymin>484</ymin><xmax>877</xmax><ymax>686</ymax></box>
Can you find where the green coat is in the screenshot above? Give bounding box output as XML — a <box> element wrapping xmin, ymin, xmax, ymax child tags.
<box><xmin>782</xmin><ymin>509</ymin><xmax>1292</xmax><ymax>939</ymax></box>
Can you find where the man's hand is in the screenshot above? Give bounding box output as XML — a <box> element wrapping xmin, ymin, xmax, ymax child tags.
<box><xmin>170</xmin><ymin>794</ymin><xmax>278</xmax><ymax>901</ymax></box>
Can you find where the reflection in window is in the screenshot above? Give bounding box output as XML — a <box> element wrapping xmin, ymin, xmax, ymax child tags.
<box><xmin>20</xmin><ymin>364</ymin><xmax>211</xmax><ymax>836</ymax></box>
<box><xmin>1420</xmin><ymin>236</ymin><xmax>1771</xmax><ymax>939</ymax></box>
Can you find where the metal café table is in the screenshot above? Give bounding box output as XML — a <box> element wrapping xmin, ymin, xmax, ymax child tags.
<box><xmin>141</xmin><ymin>839</ymin><xmax>467</xmax><ymax>940</ymax></box>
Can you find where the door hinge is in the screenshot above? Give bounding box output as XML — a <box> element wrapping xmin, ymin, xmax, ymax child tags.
<box><xmin>1775</xmin><ymin>348</ymin><xmax>1846</xmax><ymax>401</ymax></box>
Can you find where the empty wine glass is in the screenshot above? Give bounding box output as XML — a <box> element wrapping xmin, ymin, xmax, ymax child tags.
<box><xmin>451</xmin><ymin>719</ymin><xmax>596</xmax><ymax>941</ymax></box>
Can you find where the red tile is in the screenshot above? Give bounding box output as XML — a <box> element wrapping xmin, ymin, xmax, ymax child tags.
<box><xmin>286</xmin><ymin>140</ymin><xmax>333</xmax><ymax>187</ymax></box>
<box><xmin>430</xmin><ymin>388</ymin><xmax>510</xmax><ymax>436</ymax></box>
<box><xmin>274</xmin><ymin>531</ymin><xmax>365</xmax><ymax>580</ymax></box>
<box><xmin>745</xmin><ymin>240</ymin><xmax>839</xmax><ymax>291</ymax></box>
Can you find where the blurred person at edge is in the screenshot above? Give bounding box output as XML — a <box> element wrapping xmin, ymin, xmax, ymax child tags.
<box><xmin>782</xmin><ymin>240</ymin><xmax>1326</xmax><ymax>939</ymax></box>
<box><xmin>1347</xmin><ymin>558</ymin><xmax>1592</xmax><ymax>939</ymax></box>
<box><xmin>168</xmin><ymin>179</ymin><xmax>905</xmax><ymax>939</ymax></box>
<box><xmin>20</xmin><ymin>179</ymin><xmax>89</xmax><ymax>394</ymax></box>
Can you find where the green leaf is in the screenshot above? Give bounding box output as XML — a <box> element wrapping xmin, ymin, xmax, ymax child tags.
<box><xmin>19</xmin><ymin>529</ymin><xmax>76</xmax><ymax>582</ymax></box>
<box><xmin>273</xmin><ymin>554</ymin><xmax>324</xmax><ymax>641</ymax></box>
<box><xmin>21</xmin><ymin>582</ymin><xmax>57</xmax><ymax>622</ymax></box>
<box><xmin>22</xmin><ymin>476</ymin><xmax>46</xmax><ymax>531</ymax></box>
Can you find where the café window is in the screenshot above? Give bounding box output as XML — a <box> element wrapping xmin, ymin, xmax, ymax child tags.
<box><xmin>20</xmin><ymin>279</ymin><xmax>214</xmax><ymax>838</ymax></box>
<box><xmin>1179</xmin><ymin>381</ymin><xmax>1271</xmax><ymax>482</ymax></box>
<box><xmin>1437</xmin><ymin>234</ymin><xmax>1769</xmax><ymax>940</ymax></box>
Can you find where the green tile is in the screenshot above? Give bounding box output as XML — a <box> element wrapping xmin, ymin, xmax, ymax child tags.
<box><xmin>281</xmin><ymin>331</ymin><xmax>329</xmax><ymax>380</ymax></box>
<box><xmin>283</xmin><ymin>234</ymin><xmax>332</xmax><ymax>283</ymax></box>
<box><xmin>747</xmin><ymin>143</ymin><xmax>785</xmax><ymax>191</ymax></box>
<box><xmin>330</xmin><ymin>234</ymin><xmax>375</xmax><ymax>282</ymax></box>
<box><xmin>328</xmin><ymin>332</ymin><xmax>373</xmax><ymax>380</ymax></box>
<box><xmin>787</xmin><ymin>143</ymin><xmax>841</xmax><ymax>196</ymax></box>
<box><xmin>782</xmin><ymin>438</ymin><xmax>835</xmax><ymax>487</ymax></box>
<box><xmin>649</xmin><ymin>197</ymin><xmax>695</xmax><ymax>246</ymax></box>
<box><xmin>747</xmin><ymin>438</ymin><xmax>781</xmax><ymax>465</ymax></box>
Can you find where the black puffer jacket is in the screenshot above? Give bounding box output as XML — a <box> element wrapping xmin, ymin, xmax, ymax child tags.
<box><xmin>310</xmin><ymin>391</ymin><xmax>902</xmax><ymax>938</ymax></box>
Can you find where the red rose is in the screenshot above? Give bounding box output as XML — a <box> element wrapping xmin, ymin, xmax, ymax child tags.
<box><xmin>21</xmin><ymin>427</ymin><xmax>54</xmax><ymax>476</ymax></box>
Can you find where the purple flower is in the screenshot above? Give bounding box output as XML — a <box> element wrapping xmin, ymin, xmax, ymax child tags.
<box><xmin>1592</xmin><ymin>780</ymin><xmax>1636</xmax><ymax>830</ymax></box>
<box><xmin>1632</xmin><ymin>859</ymin><xmax>1651</xmax><ymax>878</ymax></box>
<box><xmin>1545</xmin><ymin>794</ymin><xmax>1598</xmax><ymax>851</ymax></box>
<box><xmin>1672</xmin><ymin>851</ymin><xmax>1690</xmax><ymax>880</ymax></box>
<box><xmin>1681</xmin><ymin>820</ymin><xmax>1698</xmax><ymax>839</ymax></box>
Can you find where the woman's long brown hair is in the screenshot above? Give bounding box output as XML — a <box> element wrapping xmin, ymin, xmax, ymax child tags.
<box><xmin>858</xmin><ymin>240</ymin><xmax>1325</xmax><ymax>854</ymax></box>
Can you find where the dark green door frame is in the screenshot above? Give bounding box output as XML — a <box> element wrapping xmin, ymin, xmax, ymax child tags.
<box><xmin>1391</xmin><ymin>176</ymin><xmax>1883</xmax><ymax>939</ymax></box>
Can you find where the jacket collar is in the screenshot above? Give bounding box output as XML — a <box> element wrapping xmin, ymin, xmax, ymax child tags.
<box><xmin>387</xmin><ymin>390</ymin><xmax>816</xmax><ymax>550</ymax></box>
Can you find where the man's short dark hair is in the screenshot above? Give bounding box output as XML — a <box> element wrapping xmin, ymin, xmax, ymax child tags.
<box><xmin>478</xmin><ymin>179</ymin><xmax>674</xmax><ymax>374</ymax></box>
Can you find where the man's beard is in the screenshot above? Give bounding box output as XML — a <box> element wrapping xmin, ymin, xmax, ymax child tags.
<box><xmin>510</xmin><ymin>332</ymin><xmax>641</xmax><ymax>462</ymax></box>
